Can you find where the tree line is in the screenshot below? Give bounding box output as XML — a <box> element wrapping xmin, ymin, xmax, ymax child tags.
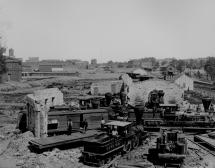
<box><xmin>0</xmin><ymin>47</ymin><xmax>7</xmax><ymax>76</ymax></box>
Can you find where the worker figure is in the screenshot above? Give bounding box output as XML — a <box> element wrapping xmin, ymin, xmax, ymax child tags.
<box><xmin>83</xmin><ymin>119</ymin><xmax>88</xmax><ymax>133</ymax></box>
<box><xmin>67</xmin><ymin>118</ymin><xmax>73</xmax><ymax>135</ymax></box>
<box><xmin>123</xmin><ymin>129</ymin><xmax>128</xmax><ymax>136</ymax></box>
<box><xmin>161</xmin><ymin>129</ymin><xmax>167</xmax><ymax>144</ymax></box>
<box><xmin>101</xmin><ymin>117</ymin><xmax>105</xmax><ymax>129</ymax></box>
<box><xmin>112</xmin><ymin>126</ymin><xmax>118</xmax><ymax>136</ymax></box>
<box><xmin>196</xmin><ymin>104</ymin><xmax>201</xmax><ymax>113</ymax></box>
<box><xmin>210</xmin><ymin>104</ymin><xmax>214</xmax><ymax>112</ymax></box>
<box><xmin>80</xmin><ymin>120</ymin><xmax>84</xmax><ymax>130</ymax></box>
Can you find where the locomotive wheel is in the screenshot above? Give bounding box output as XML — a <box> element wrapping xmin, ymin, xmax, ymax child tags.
<box><xmin>123</xmin><ymin>140</ymin><xmax>132</xmax><ymax>152</ymax></box>
<box><xmin>132</xmin><ymin>136</ymin><xmax>139</xmax><ymax>149</ymax></box>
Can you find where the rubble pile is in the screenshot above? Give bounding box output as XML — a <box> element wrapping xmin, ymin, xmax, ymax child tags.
<box><xmin>0</xmin><ymin>124</ymin><xmax>16</xmax><ymax>136</ymax></box>
<box><xmin>115</xmin><ymin>136</ymin><xmax>156</xmax><ymax>168</ymax></box>
<box><xmin>183</xmin><ymin>149</ymin><xmax>208</xmax><ymax>168</ymax></box>
<box><xmin>38</xmin><ymin>148</ymin><xmax>91</xmax><ymax>168</ymax></box>
<box><xmin>4</xmin><ymin>131</ymin><xmax>34</xmax><ymax>156</ymax></box>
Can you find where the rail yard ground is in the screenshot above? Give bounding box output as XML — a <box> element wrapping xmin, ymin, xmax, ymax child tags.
<box><xmin>0</xmin><ymin>72</ymin><xmax>215</xmax><ymax>168</ymax></box>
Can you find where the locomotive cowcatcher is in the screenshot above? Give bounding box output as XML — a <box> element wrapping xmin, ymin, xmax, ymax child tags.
<box><xmin>82</xmin><ymin>120</ymin><xmax>148</xmax><ymax>167</ymax></box>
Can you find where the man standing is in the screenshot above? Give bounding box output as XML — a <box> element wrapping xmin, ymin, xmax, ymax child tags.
<box><xmin>112</xmin><ymin>127</ymin><xmax>118</xmax><ymax>136</ymax></box>
<box><xmin>101</xmin><ymin>117</ymin><xmax>105</xmax><ymax>129</ymax></box>
<box><xmin>67</xmin><ymin>118</ymin><xmax>73</xmax><ymax>135</ymax></box>
<box><xmin>83</xmin><ymin>119</ymin><xmax>88</xmax><ymax>133</ymax></box>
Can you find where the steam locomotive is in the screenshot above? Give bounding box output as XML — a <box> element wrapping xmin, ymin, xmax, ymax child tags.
<box><xmin>109</xmin><ymin>89</ymin><xmax>215</xmax><ymax>129</ymax></box>
<box><xmin>82</xmin><ymin>120</ymin><xmax>148</xmax><ymax>167</ymax></box>
<box><xmin>149</xmin><ymin>130</ymin><xmax>187</xmax><ymax>165</ymax></box>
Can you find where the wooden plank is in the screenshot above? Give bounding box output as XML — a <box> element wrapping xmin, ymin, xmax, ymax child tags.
<box><xmin>30</xmin><ymin>130</ymin><xmax>101</xmax><ymax>147</ymax></box>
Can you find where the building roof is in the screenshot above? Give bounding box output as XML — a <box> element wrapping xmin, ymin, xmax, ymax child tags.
<box><xmin>66</xmin><ymin>95</ymin><xmax>105</xmax><ymax>100</ymax></box>
<box><xmin>160</xmin><ymin>104</ymin><xmax>177</xmax><ymax>107</ymax></box>
<box><xmin>174</xmin><ymin>73</ymin><xmax>189</xmax><ymax>81</ymax></box>
<box><xmin>132</xmin><ymin>68</ymin><xmax>148</xmax><ymax>75</ymax></box>
<box><xmin>105</xmin><ymin>120</ymin><xmax>132</xmax><ymax>127</ymax></box>
<box><xmin>4</xmin><ymin>57</ymin><xmax>22</xmax><ymax>63</ymax></box>
<box><xmin>48</xmin><ymin>108</ymin><xmax>108</xmax><ymax>116</ymax></box>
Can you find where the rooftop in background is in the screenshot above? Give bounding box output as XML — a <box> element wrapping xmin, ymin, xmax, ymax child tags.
<box><xmin>105</xmin><ymin>121</ymin><xmax>132</xmax><ymax>127</ymax></box>
<box><xmin>5</xmin><ymin>56</ymin><xmax>22</xmax><ymax>63</ymax></box>
<box><xmin>25</xmin><ymin>57</ymin><xmax>39</xmax><ymax>62</ymax></box>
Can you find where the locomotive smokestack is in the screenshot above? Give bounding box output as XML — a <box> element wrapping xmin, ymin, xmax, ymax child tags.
<box><xmin>202</xmin><ymin>97</ymin><xmax>212</xmax><ymax>112</ymax></box>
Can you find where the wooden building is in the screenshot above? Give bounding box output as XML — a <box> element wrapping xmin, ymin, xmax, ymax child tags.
<box><xmin>48</xmin><ymin>108</ymin><xmax>109</xmax><ymax>133</ymax></box>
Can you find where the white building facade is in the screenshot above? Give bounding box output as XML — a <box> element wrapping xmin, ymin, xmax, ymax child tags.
<box><xmin>174</xmin><ymin>74</ymin><xmax>194</xmax><ymax>91</ymax></box>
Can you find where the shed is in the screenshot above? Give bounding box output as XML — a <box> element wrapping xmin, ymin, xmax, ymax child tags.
<box><xmin>174</xmin><ymin>74</ymin><xmax>213</xmax><ymax>91</ymax></box>
<box><xmin>174</xmin><ymin>74</ymin><xmax>194</xmax><ymax>91</ymax></box>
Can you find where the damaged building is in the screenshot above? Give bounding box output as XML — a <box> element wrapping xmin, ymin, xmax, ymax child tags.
<box><xmin>26</xmin><ymin>88</ymin><xmax>64</xmax><ymax>137</ymax></box>
<box><xmin>25</xmin><ymin>88</ymin><xmax>109</xmax><ymax>138</ymax></box>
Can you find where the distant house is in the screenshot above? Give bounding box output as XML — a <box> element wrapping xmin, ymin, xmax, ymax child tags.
<box><xmin>174</xmin><ymin>74</ymin><xmax>213</xmax><ymax>93</ymax></box>
<box><xmin>22</xmin><ymin>64</ymin><xmax>33</xmax><ymax>72</ymax></box>
<box><xmin>39</xmin><ymin>61</ymin><xmax>63</xmax><ymax>72</ymax></box>
<box><xmin>23</xmin><ymin>57</ymin><xmax>40</xmax><ymax>72</ymax></box>
<box><xmin>174</xmin><ymin>74</ymin><xmax>194</xmax><ymax>90</ymax></box>
<box><xmin>160</xmin><ymin>64</ymin><xmax>175</xmax><ymax>75</ymax></box>
<box><xmin>140</xmin><ymin>62</ymin><xmax>153</xmax><ymax>71</ymax></box>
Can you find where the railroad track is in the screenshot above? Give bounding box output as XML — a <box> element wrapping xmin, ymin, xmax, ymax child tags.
<box><xmin>186</xmin><ymin>137</ymin><xmax>215</xmax><ymax>157</ymax></box>
<box><xmin>154</xmin><ymin>163</ymin><xmax>182</xmax><ymax>168</ymax></box>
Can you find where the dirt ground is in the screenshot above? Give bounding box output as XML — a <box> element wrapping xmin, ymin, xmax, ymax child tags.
<box><xmin>0</xmin><ymin>72</ymin><xmax>120</xmax><ymax>168</ymax></box>
<box><xmin>0</xmin><ymin>72</ymin><xmax>215</xmax><ymax>168</ymax></box>
<box><xmin>1</xmin><ymin>126</ymin><xmax>215</xmax><ymax>168</ymax></box>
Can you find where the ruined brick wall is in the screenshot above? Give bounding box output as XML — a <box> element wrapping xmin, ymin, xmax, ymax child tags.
<box><xmin>128</xmin><ymin>79</ymin><xmax>184</xmax><ymax>106</ymax></box>
<box><xmin>26</xmin><ymin>88</ymin><xmax>64</xmax><ymax>137</ymax></box>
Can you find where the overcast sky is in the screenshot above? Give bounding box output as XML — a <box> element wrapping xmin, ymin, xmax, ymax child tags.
<box><xmin>0</xmin><ymin>0</ymin><xmax>215</xmax><ymax>63</ymax></box>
